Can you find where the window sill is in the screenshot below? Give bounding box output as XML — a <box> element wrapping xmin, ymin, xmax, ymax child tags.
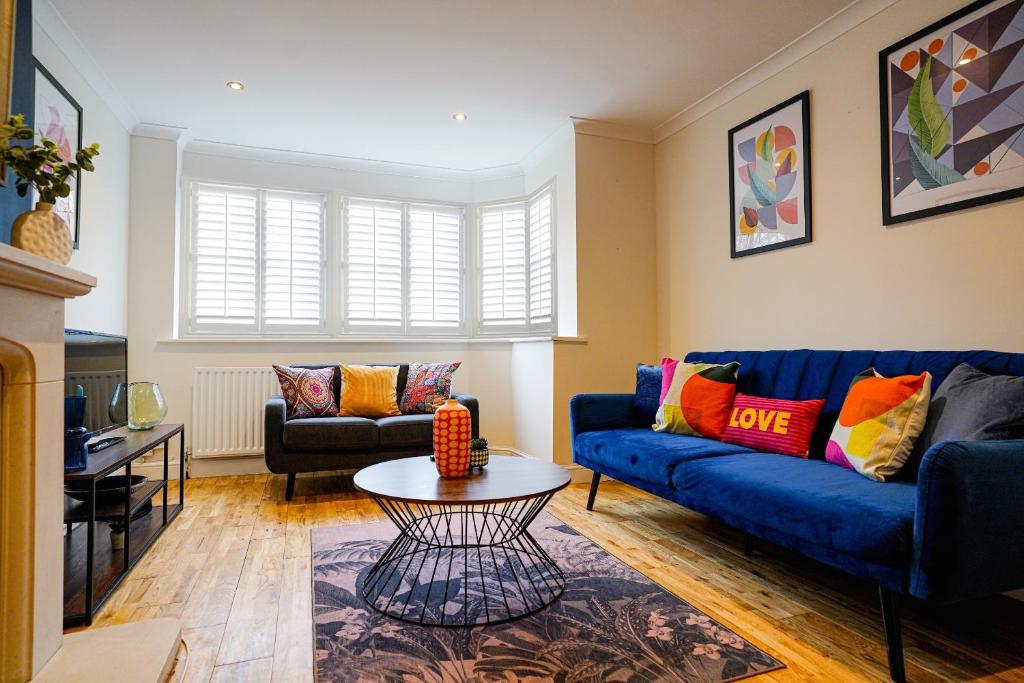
<box><xmin>157</xmin><ymin>335</ymin><xmax>587</xmax><ymax>346</ymax></box>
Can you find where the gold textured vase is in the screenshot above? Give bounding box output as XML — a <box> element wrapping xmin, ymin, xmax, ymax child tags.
<box><xmin>11</xmin><ymin>202</ymin><xmax>72</xmax><ymax>265</ymax></box>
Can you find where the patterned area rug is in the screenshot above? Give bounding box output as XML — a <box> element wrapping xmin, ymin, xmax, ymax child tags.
<box><xmin>312</xmin><ymin>512</ymin><xmax>783</xmax><ymax>682</ymax></box>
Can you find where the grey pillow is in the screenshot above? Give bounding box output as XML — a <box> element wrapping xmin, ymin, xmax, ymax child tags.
<box><xmin>915</xmin><ymin>363</ymin><xmax>1024</xmax><ymax>456</ymax></box>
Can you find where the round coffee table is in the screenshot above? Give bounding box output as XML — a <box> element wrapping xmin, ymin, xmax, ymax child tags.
<box><xmin>353</xmin><ymin>455</ymin><xmax>571</xmax><ymax>627</ymax></box>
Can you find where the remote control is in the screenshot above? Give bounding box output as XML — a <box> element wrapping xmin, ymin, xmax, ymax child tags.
<box><xmin>88</xmin><ymin>436</ymin><xmax>126</xmax><ymax>453</ymax></box>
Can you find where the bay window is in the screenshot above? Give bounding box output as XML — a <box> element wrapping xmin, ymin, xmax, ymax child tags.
<box><xmin>181</xmin><ymin>180</ymin><xmax>553</xmax><ymax>338</ymax></box>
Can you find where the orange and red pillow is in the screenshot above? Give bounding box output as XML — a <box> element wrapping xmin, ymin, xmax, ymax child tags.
<box><xmin>654</xmin><ymin>361</ymin><xmax>739</xmax><ymax>440</ymax></box>
<box><xmin>723</xmin><ymin>394</ymin><xmax>825</xmax><ymax>457</ymax></box>
<box><xmin>825</xmin><ymin>369</ymin><xmax>931</xmax><ymax>481</ymax></box>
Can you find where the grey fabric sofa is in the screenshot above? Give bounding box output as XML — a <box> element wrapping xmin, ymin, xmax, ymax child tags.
<box><xmin>264</xmin><ymin>363</ymin><xmax>479</xmax><ymax>500</ymax></box>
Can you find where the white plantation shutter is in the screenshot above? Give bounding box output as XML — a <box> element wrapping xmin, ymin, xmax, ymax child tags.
<box><xmin>263</xmin><ymin>192</ymin><xmax>324</xmax><ymax>327</ymax></box>
<box><xmin>479</xmin><ymin>203</ymin><xmax>527</xmax><ymax>327</ymax></box>
<box><xmin>191</xmin><ymin>184</ymin><xmax>259</xmax><ymax>328</ymax></box>
<box><xmin>184</xmin><ymin>181</ymin><xmax>554</xmax><ymax>338</ymax></box>
<box><xmin>528</xmin><ymin>190</ymin><xmax>553</xmax><ymax>326</ymax></box>
<box><xmin>408</xmin><ymin>205</ymin><xmax>463</xmax><ymax>328</ymax></box>
<box><xmin>345</xmin><ymin>200</ymin><xmax>403</xmax><ymax>326</ymax></box>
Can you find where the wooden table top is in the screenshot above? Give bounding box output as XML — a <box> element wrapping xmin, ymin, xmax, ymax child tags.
<box><xmin>64</xmin><ymin>423</ymin><xmax>183</xmax><ymax>481</ymax></box>
<box><xmin>353</xmin><ymin>455</ymin><xmax>571</xmax><ymax>505</ymax></box>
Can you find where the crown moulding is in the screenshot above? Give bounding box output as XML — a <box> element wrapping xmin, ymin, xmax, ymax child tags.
<box><xmin>653</xmin><ymin>0</ymin><xmax>900</xmax><ymax>143</ymax></box>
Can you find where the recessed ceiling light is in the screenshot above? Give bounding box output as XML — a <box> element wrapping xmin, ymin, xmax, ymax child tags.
<box><xmin>452</xmin><ymin>112</ymin><xmax>468</xmax><ymax>122</ymax></box>
<box><xmin>227</xmin><ymin>81</ymin><xmax>245</xmax><ymax>91</ymax></box>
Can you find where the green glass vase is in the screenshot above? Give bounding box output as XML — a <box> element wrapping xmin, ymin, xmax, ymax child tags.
<box><xmin>110</xmin><ymin>382</ymin><xmax>168</xmax><ymax>430</ymax></box>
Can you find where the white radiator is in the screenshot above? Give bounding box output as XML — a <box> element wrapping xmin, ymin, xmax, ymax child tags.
<box><xmin>66</xmin><ymin>370</ymin><xmax>126</xmax><ymax>433</ymax></box>
<box><xmin>191</xmin><ymin>367</ymin><xmax>280</xmax><ymax>459</ymax></box>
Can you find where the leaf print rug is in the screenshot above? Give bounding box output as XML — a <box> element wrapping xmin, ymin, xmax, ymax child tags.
<box><xmin>312</xmin><ymin>511</ymin><xmax>783</xmax><ymax>682</ymax></box>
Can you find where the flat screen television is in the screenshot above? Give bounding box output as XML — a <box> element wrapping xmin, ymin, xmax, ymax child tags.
<box><xmin>64</xmin><ymin>329</ymin><xmax>128</xmax><ymax>434</ymax></box>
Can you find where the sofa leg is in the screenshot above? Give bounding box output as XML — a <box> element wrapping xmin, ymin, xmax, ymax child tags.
<box><xmin>743</xmin><ymin>532</ymin><xmax>754</xmax><ymax>557</ymax></box>
<box><xmin>586</xmin><ymin>472</ymin><xmax>601</xmax><ymax>511</ymax></box>
<box><xmin>878</xmin><ymin>586</ymin><xmax>906</xmax><ymax>682</ymax></box>
<box><xmin>285</xmin><ymin>473</ymin><xmax>296</xmax><ymax>501</ymax></box>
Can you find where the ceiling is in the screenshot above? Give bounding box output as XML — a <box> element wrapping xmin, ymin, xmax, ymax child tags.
<box><xmin>50</xmin><ymin>0</ymin><xmax>851</xmax><ymax>170</ymax></box>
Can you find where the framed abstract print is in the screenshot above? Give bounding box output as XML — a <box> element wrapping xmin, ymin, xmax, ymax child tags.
<box><xmin>728</xmin><ymin>90</ymin><xmax>812</xmax><ymax>258</ymax></box>
<box><xmin>34</xmin><ymin>59</ymin><xmax>83</xmax><ymax>248</ymax></box>
<box><xmin>880</xmin><ymin>0</ymin><xmax>1024</xmax><ymax>225</ymax></box>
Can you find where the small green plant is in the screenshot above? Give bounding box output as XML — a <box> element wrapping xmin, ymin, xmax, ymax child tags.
<box><xmin>470</xmin><ymin>437</ymin><xmax>488</xmax><ymax>450</ymax></box>
<box><xmin>0</xmin><ymin>114</ymin><xmax>100</xmax><ymax>204</ymax></box>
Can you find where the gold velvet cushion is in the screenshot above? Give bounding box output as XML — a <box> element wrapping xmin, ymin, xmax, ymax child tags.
<box><xmin>338</xmin><ymin>364</ymin><xmax>401</xmax><ymax>418</ymax></box>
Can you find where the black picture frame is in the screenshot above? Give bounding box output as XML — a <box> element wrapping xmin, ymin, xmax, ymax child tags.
<box><xmin>879</xmin><ymin>0</ymin><xmax>1024</xmax><ymax>225</ymax></box>
<box><xmin>33</xmin><ymin>58</ymin><xmax>83</xmax><ymax>248</ymax></box>
<box><xmin>728</xmin><ymin>90</ymin><xmax>812</xmax><ymax>258</ymax></box>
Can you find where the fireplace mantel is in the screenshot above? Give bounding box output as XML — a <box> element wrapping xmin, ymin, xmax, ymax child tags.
<box><xmin>0</xmin><ymin>243</ymin><xmax>96</xmax><ymax>299</ymax></box>
<box><xmin>0</xmin><ymin>244</ymin><xmax>94</xmax><ymax>681</ymax></box>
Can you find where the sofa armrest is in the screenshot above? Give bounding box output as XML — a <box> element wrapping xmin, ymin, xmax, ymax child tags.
<box><xmin>264</xmin><ymin>395</ymin><xmax>288</xmax><ymax>472</ymax></box>
<box><xmin>570</xmin><ymin>393</ymin><xmax>636</xmax><ymax>442</ymax></box>
<box><xmin>910</xmin><ymin>439</ymin><xmax>1024</xmax><ymax>602</ymax></box>
<box><xmin>452</xmin><ymin>392</ymin><xmax>480</xmax><ymax>439</ymax></box>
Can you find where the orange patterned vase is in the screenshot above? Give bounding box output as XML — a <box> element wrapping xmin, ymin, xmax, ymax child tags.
<box><xmin>433</xmin><ymin>399</ymin><xmax>471</xmax><ymax>478</ymax></box>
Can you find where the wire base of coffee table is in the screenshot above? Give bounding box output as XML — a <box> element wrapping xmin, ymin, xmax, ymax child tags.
<box><xmin>362</xmin><ymin>493</ymin><xmax>566</xmax><ymax>627</ymax></box>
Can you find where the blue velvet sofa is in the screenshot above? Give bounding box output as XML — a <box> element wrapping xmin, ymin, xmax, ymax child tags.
<box><xmin>571</xmin><ymin>349</ymin><xmax>1024</xmax><ymax>682</ymax></box>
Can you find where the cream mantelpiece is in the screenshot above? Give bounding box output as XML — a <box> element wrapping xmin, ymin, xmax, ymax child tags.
<box><xmin>0</xmin><ymin>243</ymin><xmax>182</xmax><ymax>683</ymax></box>
<box><xmin>0</xmin><ymin>243</ymin><xmax>95</xmax><ymax>682</ymax></box>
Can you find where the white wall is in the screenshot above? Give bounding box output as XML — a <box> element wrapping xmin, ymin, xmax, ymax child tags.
<box><xmin>182</xmin><ymin>143</ymin><xmax>524</xmax><ymax>204</ymax></box>
<box><xmin>510</xmin><ymin>340</ymin><xmax>554</xmax><ymax>461</ymax></box>
<box><xmin>34</xmin><ymin>7</ymin><xmax>131</xmax><ymax>335</ymax></box>
<box><xmin>521</xmin><ymin>122</ymin><xmax>577</xmax><ymax>337</ymax></box>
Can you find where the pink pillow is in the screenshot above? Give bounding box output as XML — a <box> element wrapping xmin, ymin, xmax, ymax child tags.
<box><xmin>722</xmin><ymin>394</ymin><xmax>825</xmax><ymax>458</ymax></box>
<box><xmin>659</xmin><ymin>357</ymin><xmax>680</xmax><ymax>403</ymax></box>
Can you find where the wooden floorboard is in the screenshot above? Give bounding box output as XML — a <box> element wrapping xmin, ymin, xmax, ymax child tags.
<box><xmin>71</xmin><ymin>472</ymin><xmax>1024</xmax><ymax>682</ymax></box>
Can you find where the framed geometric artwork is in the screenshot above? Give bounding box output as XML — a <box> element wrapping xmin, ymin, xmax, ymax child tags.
<box><xmin>34</xmin><ymin>59</ymin><xmax>83</xmax><ymax>248</ymax></box>
<box><xmin>728</xmin><ymin>90</ymin><xmax>812</xmax><ymax>258</ymax></box>
<box><xmin>880</xmin><ymin>0</ymin><xmax>1024</xmax><ymax>225</ymax></box>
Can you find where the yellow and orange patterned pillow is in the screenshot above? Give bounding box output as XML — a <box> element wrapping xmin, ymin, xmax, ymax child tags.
<box><xmin>825</xmin><ymin>368</ymin><xmax>931</xmax><ymax>481</ymax></box>
<box><xmin>654</xmin><ymin>361</ymin><xmax>740</xmax><ymax>440</ymax></box>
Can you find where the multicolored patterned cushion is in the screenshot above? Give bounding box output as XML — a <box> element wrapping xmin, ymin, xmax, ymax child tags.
<box><xmin>826</xmin><ymin>368</ymin><xmax>931</xmax><ymax>481</ymax></box>
<box><xmin>400</xmin><ymin>362</ymin><xmax>461</xmax><ymax>414</ymax></box>
<box><xmin>654</xmin><ymin>361</ymin><xmax>740</xmax><ymax>440</ymax></box>
<box><xmin>723</xmin><ymin>394</ymin><xmax>825</xmax><ymax>457</ymax></box>
<box><xmin>272</xmin><ymin>365</ymin><xmax>337</xmax><ymax>419</ymax></box>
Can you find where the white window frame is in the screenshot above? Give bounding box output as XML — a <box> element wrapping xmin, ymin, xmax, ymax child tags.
<box><xmin>181</xmin><ymin>179</ymin><xmax>328</xmax><ymax>337</ymax></box>
<box><xmin>474</xmin><ymin>182</ymin><xmax>557</xmax><ymax>337</ymax></box>
<box><xmin>340</xmin><ymin>196</ymin><xmax>468</xmax><ymax>337</ymax></box>
<box><xmin>177</xmin><ymin>179</ymin><xmax>553</xmax><ymax>340</ymax></box>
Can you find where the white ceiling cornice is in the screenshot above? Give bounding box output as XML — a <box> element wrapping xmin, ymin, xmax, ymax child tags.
<box><xmin>33</xmin><ymin>0</ymin><xmax>140</xmax><ymax>133</ymax></box>
<box><xmin>132</xmin><ymin>123</ymin><xmax>191</xmax><ymax>142</ymax></box>
<box><xmin>571</xmin><ymin>117</ymin><xmax>654</xmax><ymax>145</ymax></box>
<box><xmin>653</xmin><ymin>0</ymin><xmax>900</xmax><ymax>143</ymax></box>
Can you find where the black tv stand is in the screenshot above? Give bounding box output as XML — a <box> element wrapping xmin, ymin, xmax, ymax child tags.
<box><xmin>63</xmin><ymin>423</ymin><xmax>185</xmax><ymax>626</ymax></box>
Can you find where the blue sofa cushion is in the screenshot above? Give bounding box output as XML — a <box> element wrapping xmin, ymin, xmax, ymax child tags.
<box><xmin>633</xmin><ymin>363</ymin><xmax>662</xmax><ymax>425</ymax></box>
<box><xmin>670</xmin><ymin>453</ymin><xmax>917</xmax><ymax>564</ymax></box>
<box><xmin>574</xmin><ymin>429</ymin><xmax>755</xmax><ymax>486</ymax></box>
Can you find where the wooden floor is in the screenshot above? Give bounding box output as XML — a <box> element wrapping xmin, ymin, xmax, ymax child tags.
<box><xmin>74</xmin><ymin>472</ymin><xmax>1024</xmax><ymax>682</ymax></box>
